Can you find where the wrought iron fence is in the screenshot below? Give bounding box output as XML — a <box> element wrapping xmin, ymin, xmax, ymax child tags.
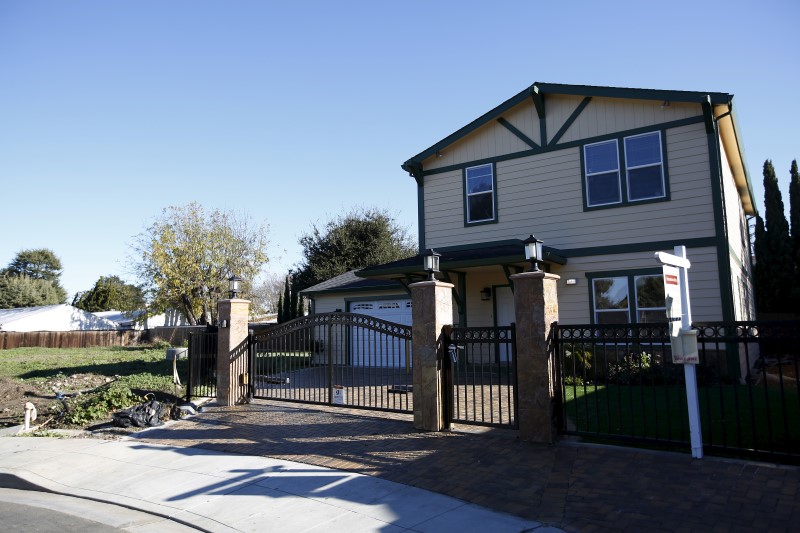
<box><xmin>553</xmin><ymin>321</ymin><xmax>800</xmax><ymax>463</ymax></box>
<box><xmin>445</xmin><ymin>325</ymin><xmax>518</xmax><ymax>428</ymax></box>
<box><xmin>250</xmin><ymin>313</ymin><xmax>413</xmax><ymax>413</ymax></box>
<box><xmin>187</xmin><ymin>331</ymin><xmax>218</xmax><ymax>401</ymax></box>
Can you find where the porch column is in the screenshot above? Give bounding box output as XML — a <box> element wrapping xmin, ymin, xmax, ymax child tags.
<box><xmin>510</xmin><ymin>271</ymin><xmax>560</xmax><ymax>443</ymax></box>
<box><xmin>216</xmin><ymin>298</ymin><xmax>250</xmax><ymax>406</ymax></box>
<box><xmin>410</xmin><ymin>279</ymin><xmax>454</xmax><ymax>431</ymax></box>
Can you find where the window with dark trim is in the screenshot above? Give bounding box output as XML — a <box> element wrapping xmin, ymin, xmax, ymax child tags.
<box><xmin>584</xmin><ymin>131</ymin><xmax>666</xmax><ymax>208</ymax></box>
<box><xmin>464</xmin><ymin>163</ymin><xmax>496</xmax><ymax>224</ymax></box>
<box><xmin>590</xmin><ymin>272</ymin><xmax>666</xmax><ymax>324</ymax></box>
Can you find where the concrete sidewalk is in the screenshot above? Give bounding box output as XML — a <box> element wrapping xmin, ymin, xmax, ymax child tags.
<box><xmin>0</xmin><ymin>436</ymin><xmax>559</xmax><ymax>532</ymax></box>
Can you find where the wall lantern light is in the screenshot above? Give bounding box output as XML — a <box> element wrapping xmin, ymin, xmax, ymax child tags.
<box><xmin>523</xmin><ymin>234</ymin><xmax>543</xmax><ymax>272</ymax></box>
<box><xmin>228</xmin><ymin>274</ymin><xmax>243</xmax><ymax>299</ymax></box>
<box><xmin>566</xmin><ymin>278</ymin><xmax>578</xmax><ymax>286</ymax></box>
<box><xmin>480</xmin><ymin>287</ymin><xmax>491</xmax><ymax>301</ymax></box>
<box><xmin>423</xmin><ymin>249</ymin><xmax>440</xmax><ymax>281</ymax></box>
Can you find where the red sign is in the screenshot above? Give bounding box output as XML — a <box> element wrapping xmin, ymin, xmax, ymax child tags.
<box><xmin>665</xmin><ymin>274</ymin><xmax>679</xmax><ymax>285</ymax></box>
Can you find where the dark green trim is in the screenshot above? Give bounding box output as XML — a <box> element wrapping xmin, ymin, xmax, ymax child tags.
<box><xmin>701</xmin><ymin>95</ymin><xmax>714</xmax><ymax>134</ymax></box>
<box><xmin>419</xmin><ymin>115</ymin><xmax>705</xmax><ymax>177</ymax></box>
<box><xmin>433</xmin><ymin>239</ymin><xmax>567</xmax><ymax>265</ymax></box>
<box><xmin>417</xmin><ymin>183</ymin><xmax>425</xmax><ymax>252</ymax></box>
<box><xmin>303</xmin><ymin>284</ymin><xmax>406</xmax><ymax>296</ymax></box>
<box><xmin>585</xmin><ymin>268</ymin><xmax>663</xmax><ymax>325</ymax></box>
<box><xmin>441</xmin><ymin>271</ymin><xmax>465</xmax><ymax>313</ymax></box>
<box><xmin>531</xmin><ymin>84</ymin><xmax>545</xmax><ymax>118</ymax></box>
<box><xmin>558</xmin><ymin>237</ymin><xmax>718</xmax><ymax>258</ymax></box>
<box><xmin>549</xmin><ymin>97</ymin><xmax>592</xmax><ymax>146</ymax></box>
<box><xmin>463</xmin><ymin>162</ymin><xmax>499</xmax><ymax>226</ymax></box>
<box><xmin>497</xmin><ymin>117</ymin><xmax>539</xmax><ymax>148</ymax></box>
<box><xmin>533</xmin><ymin>83</ymin><xmax>732</xmax><ymax>105</ymax></box>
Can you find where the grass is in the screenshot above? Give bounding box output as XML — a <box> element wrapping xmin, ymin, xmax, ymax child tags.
<box><xmin>562</xmin><ymin>382</ymin><xmax>800</xmax><ymax>454</ymax></box>
<box><xmin>0</xmin><ymin>345</ymin><xmax>188</xmax><ymax>384</ymax></box>
<box><xmin>255</xmin><ymin>352</ymin><xmax>312</xmax><ymax>373</ymax></box>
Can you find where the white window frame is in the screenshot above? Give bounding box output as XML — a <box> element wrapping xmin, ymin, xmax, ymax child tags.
<box><xmin>624</xmin><ymin>132</ymin><xmax>666</xmax><ymax>202</ymax></box>
<box><xmin>592</xmin><ymin>276</ymin><xmax>631</xmax><ymax>324</ymax></box>
<box><xmin>633</xmin><ymin>274</ymin><xmax>667</xmax><ymax>323</ymax></box>
<box><xmin>465</xmin><ymin>163</ymin><xmax>496</xmax><ymax>224</ymax></box>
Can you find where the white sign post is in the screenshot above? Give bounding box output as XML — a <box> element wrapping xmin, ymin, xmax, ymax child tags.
<box><xmin>654</xmin><ymin>246</ymin><xmax>703</xmax><ymax>459</ymax></box>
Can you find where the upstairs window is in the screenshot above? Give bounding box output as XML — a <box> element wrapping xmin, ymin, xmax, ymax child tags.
<box><xmin>584</xmin><ymin>131</ymin><xmax>667</xmax><ymax>208</ymax></box>
<box><xmin>584</xmin><ymin>140</ymin><xmax>621</xmax><ymax>207</ymax></box>
<box><xmin>625</xmin><ymin>132</ymin><xmax>665</xmax><ymax>201</ymax></box>
<box><xmin>465</xmin><ymin>163</ymin><xmax>496</xmax><ymax>224</ymax></box>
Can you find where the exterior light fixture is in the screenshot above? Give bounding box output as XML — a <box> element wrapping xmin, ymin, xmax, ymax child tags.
<box><xmin>228</xmin><ymin>274</ymin><xmax>243</xmax><ymax>299</ymax></box>
<box><xmin>523</xmin><ymin>234</ymin><xmax>543</xmax><ymax>272</ymax></box>
<box><xmin>480</xmin><ymin>287</ymin><xmax>491</xmax><ymax>301</ymax></box>
<box><xmin>423</xmin><ymin>249</ymin><xmax>440</xmax><ymax>281</ymax></box>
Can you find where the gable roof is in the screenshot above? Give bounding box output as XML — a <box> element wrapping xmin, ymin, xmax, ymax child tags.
<box><xmin>401</xmin><ymin>82</ymin><xmax>756</xmax><ymax>215</ymax></box>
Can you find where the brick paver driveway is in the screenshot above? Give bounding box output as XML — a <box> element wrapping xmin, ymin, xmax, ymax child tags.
<box><xmin>134</xmin><ymin>399</ymin><xmax>800</xmax><ymax>532</ymax></box>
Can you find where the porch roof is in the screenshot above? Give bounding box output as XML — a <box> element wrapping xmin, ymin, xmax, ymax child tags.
<box><xmin>357</xmin><ymin>240</ymin><xmax>567</xmax><ymax>280</ymax></box>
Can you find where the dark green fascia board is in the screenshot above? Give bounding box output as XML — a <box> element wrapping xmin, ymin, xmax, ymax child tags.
<box><xmin>402</xmin><ymin>86</ymin><xmax>538</xmax><ymax>169</ymax></box>
<box><xmin>432</xmin><ymin>239</ymin><xmax>567</xmax><ymax>264</ymax></box>
<box><xmin>497</xmin><ymin>117</ymin><xmax>539</xmax><ymax>149</ymax></box>
<box><xmin>701</xmin><ymin>95</ymin><xmax>714</xmax><ymax>134</ymax></box>
<box><xmin>584</xmin><ymin>267</ymin><xmax>662</xmax><ymax>279</ymax></box>
<box><xmin>419</xmin><ymin>115</ymin><xmax>706</xmax><ymax>178</ymax></box>
<box><xmin>559</xmin><ymin>237</ymin><xmax>718</xmax><ymax>258</ymax></box>
<box><xmin>404</xmin><ymin>162</ymin><xmax>424</xmax><ymax>185</ymax></box>
<box><xmin>549</xmin><ymin>97</ymin><xmax>592</xmax><ymax>146</ymax></box>
<box><xmin>401</xmin><ymin>83</ymin><xmax>731</xmax><ymax>174</ymax></box>
<box><xmin>534</xmin><ymin>82</ymin><xmax>732</xmax><ymax>106</ymax></box>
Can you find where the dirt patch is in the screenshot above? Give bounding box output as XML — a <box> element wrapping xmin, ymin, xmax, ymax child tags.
<box><xmin>0</xmin><ymin>374</ymin><xmax>180</xmax><ymax>432</ymax></box>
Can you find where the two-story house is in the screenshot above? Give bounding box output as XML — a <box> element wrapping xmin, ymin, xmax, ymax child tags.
<box><xmin>301</xmin><ymin>82</ymin><xmax>757</xmax><ymax>330</ymax></box>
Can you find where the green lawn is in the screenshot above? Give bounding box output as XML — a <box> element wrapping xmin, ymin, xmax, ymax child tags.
<box><xmin>562</xmin><ymin>382</ymin><xmax>800</xmax><ymax>454</ymax></box>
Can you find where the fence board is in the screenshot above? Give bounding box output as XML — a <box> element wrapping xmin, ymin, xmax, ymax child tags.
<box><xmin>0</xmin><ymin>330</ymin><xmax>146</xmax><ymax>350</ymax></box>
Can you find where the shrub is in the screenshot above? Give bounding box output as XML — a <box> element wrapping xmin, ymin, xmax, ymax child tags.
<box><xmin>52</xmin><ymin>381</ymin><xmax>142</xmax><ymax>426</ymax></box>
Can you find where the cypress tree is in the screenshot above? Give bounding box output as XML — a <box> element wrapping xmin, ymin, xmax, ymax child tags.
<box><xmin>282</xmin><ymin>276</ymin><xmax>291</xmax><ymax>322</ymax></box>
<box><xmin>789</xmin><ymin>160</ymin><xmax>800</xmax><ymax>303</ymax></box>
<box><xmin>289</xmin><ymin>274</ymin><xmax>299</xmax><ymax>320</ymax></box>
<box><xmin>753</xmin><ymin>215</ymin><xmax>769</xmax><ymax>313</ymax></box>
<box><xmin>759</xmin><ymin>160</ymin><xmax>794</xmax><ymax>314</ymax></box>
<box><xmin>277</xmin><ymin>293</ymin><xmax>284</xmax><ymax>323</ymax></box>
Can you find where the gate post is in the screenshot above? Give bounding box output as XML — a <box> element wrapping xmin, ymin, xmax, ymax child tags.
<box><xmin>510</xmin><ymin>271</ymin><xmax>560</xmax><ymax>443</ymax></box>
<box><xmin>410</xmin><ymin>279</ymin><xmax>453</xmax><ymax>432</ymax></box>
<box><xmin>217</xmin><ymin>297</ymin><xmax>250</xmax><ymax>406</ymax></box>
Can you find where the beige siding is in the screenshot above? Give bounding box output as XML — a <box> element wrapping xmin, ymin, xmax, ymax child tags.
<box><xmin>424</xmin><ymin>122</ymin><xmax>716</xmax><ymax>252</ymax></box>
<box><xmin>549</xmin><ymin>96</ymin><xmax>701</xmax><ymax>145</ymax></box>
<box><xmin>548</xmin><ymin>247</ymin><xmax>723</xmax><ymax>325</ymax></box>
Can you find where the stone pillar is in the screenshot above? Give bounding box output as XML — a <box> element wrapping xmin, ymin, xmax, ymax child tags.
<box><xmin>216</xmin><ymin>298</ymin><xmax>251</xmax><ymax>406</ymax></box>
<box><xmin>410</xmin><ymin>280</ymin><xmax>453</xmax><ymax>432</ymax></box>
<box><xmin>510</xmin><ymin>271</ymin><xmax>560</xmax><ymax>443</ymax></box>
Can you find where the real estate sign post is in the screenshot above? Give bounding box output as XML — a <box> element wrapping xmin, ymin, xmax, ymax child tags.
<box><xmin>655</xmin><ymin>246</ymin><xmax>703</xmax><ymax>459</ymax></box>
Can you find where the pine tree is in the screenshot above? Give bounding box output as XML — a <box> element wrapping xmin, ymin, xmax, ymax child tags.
<box><xmin>758</xmin><ymin>160</ymin><xmax>794</xmax><ymax>314</ymax></box>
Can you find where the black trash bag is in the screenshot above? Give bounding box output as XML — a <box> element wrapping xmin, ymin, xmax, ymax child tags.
<box><xmin>113</xmin><ymin>399</ymin><xmax>165</xmax><ymax>428</ymax></box>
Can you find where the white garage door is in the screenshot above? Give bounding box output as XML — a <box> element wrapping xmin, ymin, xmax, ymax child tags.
<box><xmin>349</xmin><ymin>299</ymin><xmax>412</xmax><ymax>367</ymax></box>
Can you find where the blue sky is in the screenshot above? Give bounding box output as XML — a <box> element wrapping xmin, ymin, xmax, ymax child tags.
<box><xmin>1</xmin><ymin>1</ymin><xmax>798</xmax><ymax>299</ymax></box>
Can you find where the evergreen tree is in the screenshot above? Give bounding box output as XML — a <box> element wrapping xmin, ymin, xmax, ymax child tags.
<box><xmin>753</xmin><ymin>215</ymin><xmax>769</xmax><ymax>313</ymax></box>
<box><xmin>289</xmin><ymin>273</ymin><xmax>299</xmax><ymax>320</ymax></box>
<box><xmin>277</xmin><ymin>292</ymin><xmax>284</xmax><ymax>323</ymax></box>
<box><xmin>789</xmin><ymin>160</ymin><xmax>800</xmax><ymax>306</ymax></box>
<box><xmin>756</xmin><ymin>160</ymin><xmax>794</xmax><ymax>314</ymax></box>
<box><xmin>2</xmin><ymin>248</ymin><xmax>67</xmax><ymax>304</ymax></box>
<box><xmin>282</xmin><ymin>276</ymin><xmax>291</xmax><ymax>322</ymax></box>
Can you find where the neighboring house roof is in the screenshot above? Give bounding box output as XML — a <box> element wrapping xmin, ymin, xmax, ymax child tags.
<box><xmin>0</xmin><ymin>304</ymin><xmax>120</xmax><ymax>332</ymax></box>
<box><xmin>401</xmin><ymin>81</ymin><xmax>755</xmax><ymax>216</ymax></box>
<box><xmin>300</xmin><ymin>270</ymin><xmax>406</xmax><ymax>296</ymax></box>
<box><xmin>93</xmin><ymin>310</ymin><xmax>141</xmax><ymax>328</ymax></box>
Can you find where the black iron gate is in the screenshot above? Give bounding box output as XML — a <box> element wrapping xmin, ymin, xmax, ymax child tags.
<box><xmin>187</xmin><ymin>330</ymin><xmax>218</xmax><ymax>401</ymax></box>
<box><xmin>444</xmin><ymin>325</ymin><xmax>518</xmax><ymax>429</ymax></box>
<box><xmin>250</xmin><ymin>312</ymin><xmax>413</xmax><ymax>413</ymax></box>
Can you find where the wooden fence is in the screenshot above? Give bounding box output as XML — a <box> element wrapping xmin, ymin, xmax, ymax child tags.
<box><xmin>0</xmin><ymin>326</ymin><xmax>208</xmax><ymax>350</ymax></box>
<box><xmin>0</xmin><ymin>330</ymin><xmax>147</xmax><ymax>350</ymax></box>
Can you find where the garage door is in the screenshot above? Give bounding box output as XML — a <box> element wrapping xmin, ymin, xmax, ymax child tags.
<box><xmin>349</xmin><ymin>299</ymin><xmax>412</xmax><ymax>367</ymax></box>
